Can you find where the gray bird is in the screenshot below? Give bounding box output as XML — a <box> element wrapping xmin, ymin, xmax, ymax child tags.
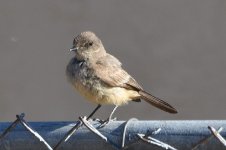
<box><xmin>66</xmin><ymin>31</ymin><xmax>177</xmax><ymax>124</ymax></box>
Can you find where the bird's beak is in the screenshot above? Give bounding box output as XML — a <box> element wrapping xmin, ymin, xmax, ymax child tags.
<box><xmin>70</xmin><ymin>47</ymin><xmax>78</xmax><ymax>52</ymax></box>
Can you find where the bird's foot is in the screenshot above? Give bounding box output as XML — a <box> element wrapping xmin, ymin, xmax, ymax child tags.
<box><xmin>93</xmin><ymin>117</ymin><xmax>117</xmax><ymax>128</ymax></box>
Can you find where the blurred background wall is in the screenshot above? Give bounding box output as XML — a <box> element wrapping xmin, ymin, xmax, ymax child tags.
<box><xmin>0</xmin><ymin>0</ymin><xmax>226</xmax><ymax>121</ymax></box>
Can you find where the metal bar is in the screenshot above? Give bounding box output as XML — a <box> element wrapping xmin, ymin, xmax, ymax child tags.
<box><xmin>0</xmin><ymin>120</ymin><xmax>226</xmax><ymax>150</ymax></box>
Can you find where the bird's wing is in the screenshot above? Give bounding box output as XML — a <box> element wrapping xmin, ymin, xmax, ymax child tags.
<box><xmin>95</xmin><ymin>54</ymin><xmax>142</xmax><ymax>91</ymax></box>
<box><xmin>94</xmin><ymin>54</ymin><xmax>177</xmax><ymax>113</ymax></box>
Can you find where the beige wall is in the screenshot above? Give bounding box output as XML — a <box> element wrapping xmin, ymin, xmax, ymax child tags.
<box><xmin>0</xmin><ymin>0</ymin><xmax>226</xmax><ymax>121</ymax></box>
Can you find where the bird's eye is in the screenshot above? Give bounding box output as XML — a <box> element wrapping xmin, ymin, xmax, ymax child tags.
<box><xmin>89</xmin><ymin>42</ymin><xmax>93</xmax><ymax>46</ymax></box>
<box><xmin>84</xmin><ymin>42</ymin><xmax>93</xmax><ymax>48</ymax></box>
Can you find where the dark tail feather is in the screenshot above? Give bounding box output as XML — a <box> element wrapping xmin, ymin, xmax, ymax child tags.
<box><xmin>139</xmin><ymin>90</ymin><xmax>178</xmax><ymax>114</ymax></box>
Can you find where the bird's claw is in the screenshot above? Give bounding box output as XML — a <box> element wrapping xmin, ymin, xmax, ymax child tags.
<box><xmin>93</xmin><ymin>117</ymin><xmax>117</xmax><ymax>127</ymax></box>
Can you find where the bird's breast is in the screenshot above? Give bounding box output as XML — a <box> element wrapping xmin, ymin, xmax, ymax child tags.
<box><xmin>73</xmin><ymin>80</ymin><xmax>140</xmax><ymax>106</ymax></box>
<box><xmin>66</xmin><ymin>58</ymin><xmax>140</xmax><ymax>106</ymax></box>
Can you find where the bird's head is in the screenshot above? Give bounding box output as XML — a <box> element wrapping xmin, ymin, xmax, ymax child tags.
<box><xmin>70</xmin><ymin>31</ymin><xmax>105</xmax><ymax>60</ymax></box>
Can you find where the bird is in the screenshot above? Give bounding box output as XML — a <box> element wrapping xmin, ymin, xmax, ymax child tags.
<box><xmin>66</xmin><ymin>31</ymin><xmax>177</xmax><ymax>125</ymax></box>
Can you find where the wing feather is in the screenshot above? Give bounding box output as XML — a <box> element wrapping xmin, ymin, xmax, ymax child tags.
<box><xmin>95</xmin><ymin>54</ymin><xmax>142</xmax><ymax>90</ymax></box>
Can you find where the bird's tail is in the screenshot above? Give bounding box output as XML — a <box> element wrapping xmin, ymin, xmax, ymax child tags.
<box><xmin>139</xmin><ymin>90</ymin><xmax>177</xmax><ymax>114</ymax></box>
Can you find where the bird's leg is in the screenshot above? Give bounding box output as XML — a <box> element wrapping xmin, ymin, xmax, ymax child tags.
<box><xmin>87</xmin><ymin>104</ymin><xmax>101</xmax><ymax>120</ymax></box>
<box><xmin>98</xmin><ymin>105</ymin><xmax>118</xmax><ymax>127</ymax></box>
<box><xmin>108</xmin><ymin>105</ymin><xmax>118</xmax><ymax>121</ymax></box>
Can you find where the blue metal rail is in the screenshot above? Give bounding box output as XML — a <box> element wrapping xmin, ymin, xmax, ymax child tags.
<box><xmin>0</xmin><ymin>114</ymin><xmax>226</xmax><ymax>150</ymax></box>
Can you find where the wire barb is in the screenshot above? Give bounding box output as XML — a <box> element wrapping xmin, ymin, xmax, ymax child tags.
<box><xmin>191</xmin><ymin>127</ymin><xmax>223</xmax><ymax>150</ymax></box>
<box><xmin>137</xmin><ymin>133</ymin><xmax>177</xmax><ymax>150</ymax></box>
<box><xmin>54</xmin><ymin>104</ymin><xmax>101</xmax><ymax>149</ymax></box>
<box><xmin>79</xmin><ymin>116</ymin><xmax>107</xmax><ymax>142</ymax></box>
<box><xmin>208</xmin><ymin>126</ymin><xmax>226</xmax><ymax>147</ymax></box>
<box><xmin>0</xmin><ymin>113</ymin><xmax>53</xmax><ymax>150</ymax></box>
<box><xmin>16</xmin><ymin>115</ymin><xmax>53</xmax><ymax>150</ymax></box>
<box><xmin>121</xmin><ymin>118</ymin><xmax>138</xmax><ymax>148</ymax></box>
<box><xmin>0</xmin><ymin>113</ymin><xmax>24</xmax><ymax>141</ymax></box>
<box><xmin>53</xmin><ymin>120</ymin><xmax>82</xmax><ymax>150</ymax></box>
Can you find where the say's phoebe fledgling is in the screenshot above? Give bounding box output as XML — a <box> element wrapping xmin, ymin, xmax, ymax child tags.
<box><xmin>66</xmin><ymin>31</ymin><xmax>177</xmax><ymax>124</ymax></box>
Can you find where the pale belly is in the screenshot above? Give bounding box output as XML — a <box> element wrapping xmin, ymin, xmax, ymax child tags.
<box><xmin>74</xmin><ymin>81</ymin><xmax>140</xmax><ymax>106</ymax></box>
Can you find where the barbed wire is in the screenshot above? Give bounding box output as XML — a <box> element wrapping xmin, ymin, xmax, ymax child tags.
<box><xmin>0</xmin><ymin>113</ymin><xmax>226</xmax><ymax>150</ymax></box>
